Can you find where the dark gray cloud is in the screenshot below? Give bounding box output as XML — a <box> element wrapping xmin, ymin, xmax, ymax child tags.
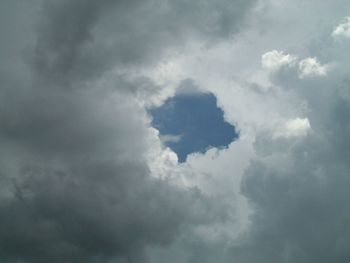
<box><xmin>0</xmin><ymin>0</ymin><xmax>255</xmax><ymax>262</ymax></box>
<box><xmin>0</xmin><ymin>161</ymin><xmax>212</xmax><ymax>263</ymax></box>
<box><xmin>230</xmin><ymin>43</ymin><xmax>350</xmax><ymax>263</ymax></box>
<box><xmin>8</xmin><ymin>0</ymin><xmax>350</xmax><ymax>262</ymax></box>
<box><xmin>33</xmin><ymin>0</ymin><xmax>115</xmax><ymax>85</ymax></box>
<box><xmin>30</xmin><ymin>0</ymin><xmax>256</xmax><ymax>86</ymax></box>
<box><xmin>234</xmin><ymin>120</ymin><xmax>350</xmax><ymax>262</ymax></box>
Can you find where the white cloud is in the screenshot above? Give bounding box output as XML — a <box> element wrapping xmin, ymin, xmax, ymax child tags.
<box><xmin>332</xmin><ymin>17</ymin><xmax>350</xmax><ymax>38</ymax></box>
<box><xmin>159</xmin><ymin>134</ymin><xmax>182</xmax><ymax>143</ymax></box>
<box><xmin>298</xmin><ymin>57</ymin><xmax>330</xmax><ymax>78</ymax></box>
<box><xmin>261</xmin><ymin>51</ymin><xmax>331</xmax><ymax>79</ymax></box>
<box><xmin>4</xmin><ymin>0</ymin><xmax>350</xmax><ymax>262</ymax></box>
<box><xmin>261</xmin><ymin>50</ymin><xmax>297</xmax><ymax>72</ymax></box>
<box><xmin>274</xmin><ymin>117</ymin><xmax>311</xmax><ymax>138</ymax></box>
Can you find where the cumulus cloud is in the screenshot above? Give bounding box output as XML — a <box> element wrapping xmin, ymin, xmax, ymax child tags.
<box><xmin>235</xmin><ymin>96</ymin><xmax>350</xmax><ymax>262</ymax></box>
<box><xmin>0</xmin><ymin>0</ymin><xmax>256</xmax><ymax>262</ymax></box>
<box><xmin>332</xmin><ymin>16</ymin><xmax>350</xmax><ymax>38</ymax></box>
<box><xmin>227</xmin><ymin>5</ymin><xmax>350</xmax><ymax>263</ymax></box>
<box><xmin>2</xmin><ymin>0</ymin><xmax>350</xmax><ymax>262</ymax></box>
<box><xmin>261</xmin><ymin>50</ymin><xmax>297</xmax><ymax>72</ymax></box>
<box><xmin>298</xmin><ymin>57</ymin><xmax>330</xmax><ymax>78</ymax></box>
<box><xmin>139</xmin><ymin>1</ymin><xmax>350</xmax><ymax>262</ymax></box>
<box><xmin>262</xmin><ymin>51</ymin><xmax>331</xmax><ymax>79</ymax></box>
<box><xmin>273</xmin><ymin>117</ymin><xmax>311</xmax><ymax>138</ymax></box>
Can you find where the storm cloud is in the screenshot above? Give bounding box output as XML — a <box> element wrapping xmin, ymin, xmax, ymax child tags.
<box><xmin>0</xmin><ymin>0</ymin><xmax>254</xmax><ymax>262</ymax></box>
<box><xmin>1</xmin><ymin>0</ymin><xmax>350</xmax><ymax>262</ymax></box>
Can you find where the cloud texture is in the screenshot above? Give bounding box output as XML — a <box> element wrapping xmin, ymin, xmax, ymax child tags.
<box><xmin>0</xmin><ymin>0</ymin><xmax>254</xmax><ymax>262</ymax></box>
<box><xmin>1</xmin><ymin>0</ymin><xmax>350</xmax><ymax>262</ymax></box>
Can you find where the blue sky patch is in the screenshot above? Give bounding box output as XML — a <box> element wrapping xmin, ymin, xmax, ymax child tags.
<box><xmin>149</xmin><ymin>90</ymin><xmax>238</xmax><ymax>162</ymax></box>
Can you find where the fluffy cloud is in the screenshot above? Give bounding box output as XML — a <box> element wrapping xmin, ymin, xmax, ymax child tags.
<box><xmin>261</xmin><ymin>50</ymin><xmax>297</xmax><ymax>72</ymax></box>
<box><xmin>140</xmin><ymin>1</ymin><xmax>350</xmax><ymax>262</ymax></box>
<box><xmin>273</xmin><ymin>118</ymin><xmax>311</xmax><ymax>138</ymax></box>
<box><xmin>0</xmin><ymin>0</ymin><xmax>256</xmax><ymax>262</ymax></box>
<box><xmin>262</xmin><ymin>50</ymin><xmax>331</xmax><ymax>78</ymax></box>
<box><xmin>332</xmin><ymin>16</ymin><xmax>350</xmax><ymax>38</ymax></box>
<box><xmin>298</xmin><ymin>58</ymin><xmax>330</xmax><ymax>78</ymax></box>
<box><xmin>2</xmin><ymin>0</ymin><xmax>350</xmax><ymax>262</ymax></box>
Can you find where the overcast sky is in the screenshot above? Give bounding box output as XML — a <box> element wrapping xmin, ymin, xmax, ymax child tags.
<box><xmin>1</xmin><ymin>0</ymin><xmax>350</xmax><ymax>262</ymax></box>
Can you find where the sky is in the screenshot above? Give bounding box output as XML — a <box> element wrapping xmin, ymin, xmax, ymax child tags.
<box><xmin>149</xmin><ymin>87</ymin><xmax>238</xmax><ymax>162</ymax></box>
<box><xmin>0</xmin><ymin>0</ymin><xmax>350</xmax><ymax>263</ymax></box>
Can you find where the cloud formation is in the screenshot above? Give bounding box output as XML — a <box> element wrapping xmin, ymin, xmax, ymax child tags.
<box><xmin>298</xmin><ymin>58</ymin><xmax>330</xmax><ymax>78</ymax></box>
<box><xmin>0</xmin><ymin>0</ymin><xmax>255</xmax><ymax>262</ymax></box>
<box><xmin>262</xmin><ymin>50</ymin><xmax>297</xmax><ymax>72</ymax></box>
<box><xmin>332</xmin><ymin>17</ymin><xmax>350</xmax><ymax>38</ymax></box>
<box><xmin>1</xmin><ymin>0</ymin><xmax>350</xmax><ymax>262</ymax></box>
